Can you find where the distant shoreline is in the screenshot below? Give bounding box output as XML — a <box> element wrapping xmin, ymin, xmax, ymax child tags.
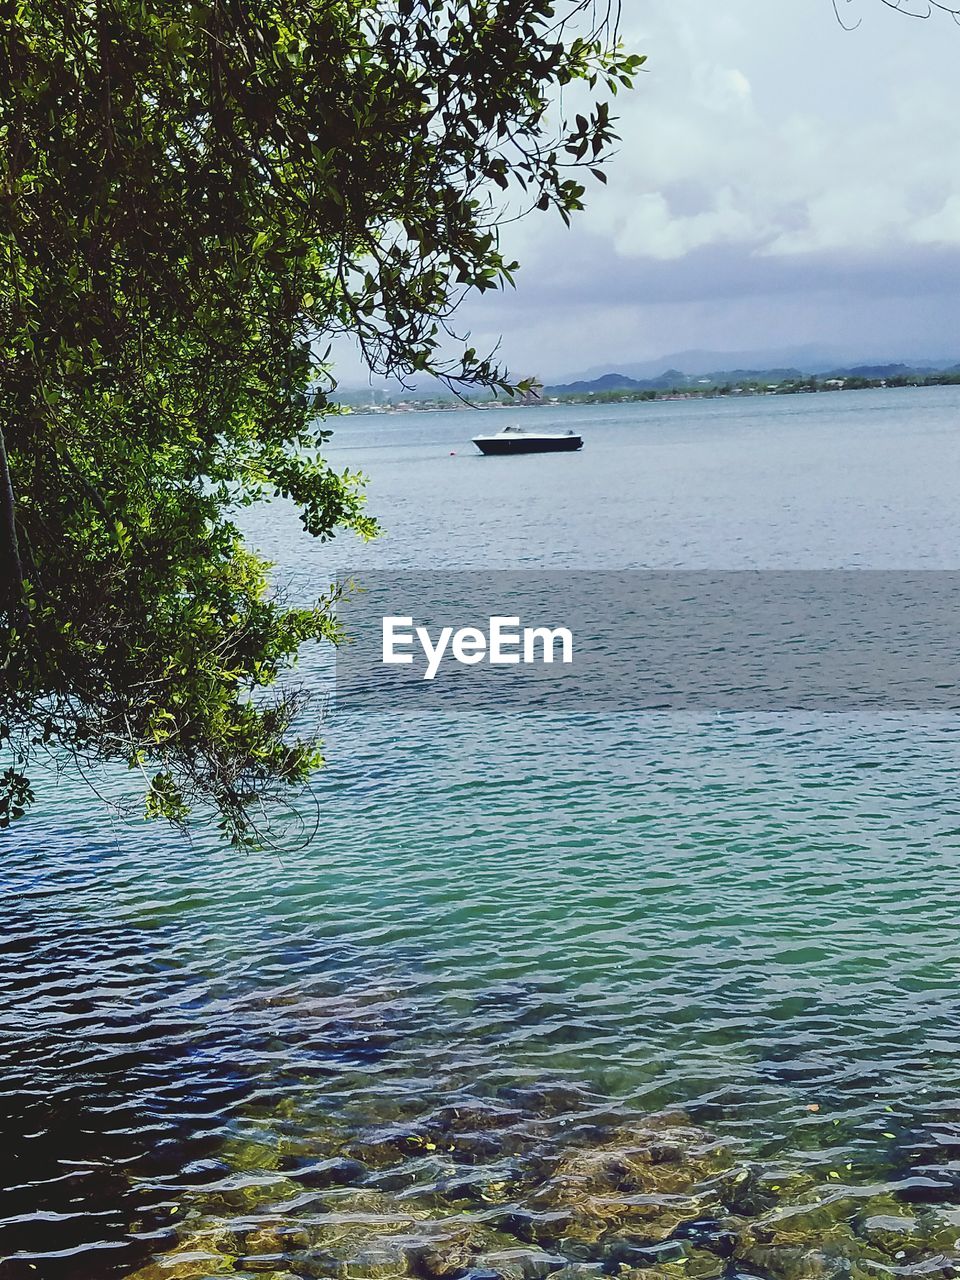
<box><xmin>346</xmin><ymin>372</ymin><xmax>960</xmax><ymax>414</ymax></box>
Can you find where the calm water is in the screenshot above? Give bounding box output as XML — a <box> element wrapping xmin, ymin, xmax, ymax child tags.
<box><xmin>4</xmin><ymin>387</ymin><xmax>960</xmax><ymax>1279</ymax></box>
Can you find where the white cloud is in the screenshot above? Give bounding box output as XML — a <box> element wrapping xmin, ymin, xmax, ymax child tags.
<box><xmin>913</xmin><ymin>194</ymin><xmax>960</xmax><ymax>245</ymax></box>
<box><xmin>613</xmin><ymin>189</ymin><xmax>757</xmax><ymax>260</ymax></box>
<box><xmin>539</xmin><ymin>0</ymin><xmax>960</xmax><ymax>265</ymax></box>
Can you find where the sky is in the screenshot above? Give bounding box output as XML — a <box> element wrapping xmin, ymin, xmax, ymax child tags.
<box><xmin>340</xmin><ymin>0</ymin><xmax>960</xmax><ymax>386</ymax></box>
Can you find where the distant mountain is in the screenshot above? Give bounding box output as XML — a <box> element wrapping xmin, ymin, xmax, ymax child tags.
<box><xmin>558</xmin><ymin>346</ymin><xmax>844</xmax><ymax>382</ymax></box>
<box><xmin>550</xmin><ymin>372</ymin><xmax>642</xmax><ymax>393</ymax></box>
<box><xmin>707</xmin><ymin>368</ymin><xmax>803</xmax><ymax>383</ymax></box>
<box><xmin>553</xmin><ymin>347</ymin><xmax>960</xmax><ymax>384</ymax></box>
<box><xmin>546</xmin><ymin>366</ymin><xmax>804</xmax><ymax>394</ymax></box>
<box><xmin>550</xmin><ymin>369</ymin><xmax>687</xmax><ymax>393</ymax></box>
<box><xmin>335</xmin><ymin>348</ymin><xmax>960</xmax><ymax>400</ymax></box>
<box><xmin>825</xmin><ymin>362</ymin><xmax>919</xmax><ymax>380</ymax></box>
<box><xmin>547</xmin><ymin>358</ymin><xmax>960</xmax><ymax>396</ymax></box>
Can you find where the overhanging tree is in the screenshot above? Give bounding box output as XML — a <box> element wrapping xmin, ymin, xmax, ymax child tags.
<box><xmin>0</xmin><ymin>0</ymin><xmax>642</xmax><ymax>843</ymax></box>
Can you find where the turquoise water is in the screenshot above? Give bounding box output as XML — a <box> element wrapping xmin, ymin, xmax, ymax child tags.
<box><xmin>4</xmin><ymin>387</ymin><xmax>960</xmax><ymax>1278</ymax></box>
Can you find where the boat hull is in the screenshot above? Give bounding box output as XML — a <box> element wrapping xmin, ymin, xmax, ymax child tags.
<box><xmin>473</xmin><ymin>434</ymin><xmax>583</xmax><ymax>455</ymax></box>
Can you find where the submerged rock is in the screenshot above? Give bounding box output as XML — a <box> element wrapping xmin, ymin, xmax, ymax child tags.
<box><xmin>472</xmin><ymin>1248</ymin><xmax>567</xmax><ymax>1280</ymax></box>
<box><xmin>125</xmin><ymin>1086</ymin><xmax>960</xmax><ymax>1280</ymax></box>
<box><xmin>529</xmin><ymin>1114</ymin><xmax>731</xmax><ymax>1248</ymax></box>
<box><xmin>286</xmin><ymin>1156</ymin><xmax>369</xmax><ymax>1189</ymax></box>
<box><xmin>405</xmin><ymin>1222</ymin><xmax>520</xmax><ymax>1279</ymax></box>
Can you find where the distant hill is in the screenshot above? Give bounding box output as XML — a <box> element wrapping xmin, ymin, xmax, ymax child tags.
<box><xmin>546</xmin><ymin>360</ymin><xmax>960</xmax><ymax>396</ymax></box>
<box><xmin>551</xmin><ymin>372</ymin><xmax>642</xmax><ymax>393</ymax></box>
<box><xmin>546</xmin><ymin>366</ymin><xmax>803</xmax><ymax>394</ymax></box>
<box><xmin>825</xmin><ymin>363</ymin><xmax>919</xmax><ymax>380</ymax></box>
<box><xmin>550</xmin><ymin>369</ymin><xmax>688</xmax><ymax>393</ymax></box>
<box><xmin>551</xmin><ymin>347</ymin><xmax>960</xmax><ymax>384</ymax></box>
<box><xmin>334</xmin><ymin>349</ymin><xmax>960</xmax><ymax>403</ymax></box>
<box><xmin>555</xmin><ymin>345</ymin><xmax>847</xmax><ymax>382</ymax></box>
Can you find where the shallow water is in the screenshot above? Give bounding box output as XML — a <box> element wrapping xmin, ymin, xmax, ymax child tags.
<box><xmin>4</xmin><ymin>388</ymin><xmax>960</xmax><ymax>1278</ymax></box>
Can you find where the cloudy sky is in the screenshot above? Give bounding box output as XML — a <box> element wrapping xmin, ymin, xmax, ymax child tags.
<box><xmin>342</xmin><ymin>0</ymin><xmax>960</xmax><ymax>385</ymax></box>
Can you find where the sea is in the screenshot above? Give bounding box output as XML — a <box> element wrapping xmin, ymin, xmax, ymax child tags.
<box><xmin>4</xmin><ymin>386</ymin><xmax>960</xmax><ymax>1279</ymax></box>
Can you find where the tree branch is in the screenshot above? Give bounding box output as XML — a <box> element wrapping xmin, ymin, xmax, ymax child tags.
<box><xmin>0</xmin><ymin>422</ymin><xmax>28</xmax><ymax>628</ymax></box>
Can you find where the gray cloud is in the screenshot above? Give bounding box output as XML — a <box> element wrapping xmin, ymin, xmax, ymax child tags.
<box><xmin>476</xmin><ymin>238</ymin><xmax>960</xmax><ymax>310</ymax></box>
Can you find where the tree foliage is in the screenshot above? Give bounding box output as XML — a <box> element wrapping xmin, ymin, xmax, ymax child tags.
<box><xmin>0</xmin><ymin>0</ymin><xmax>642</xmax><ymax>843</ymax></box>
